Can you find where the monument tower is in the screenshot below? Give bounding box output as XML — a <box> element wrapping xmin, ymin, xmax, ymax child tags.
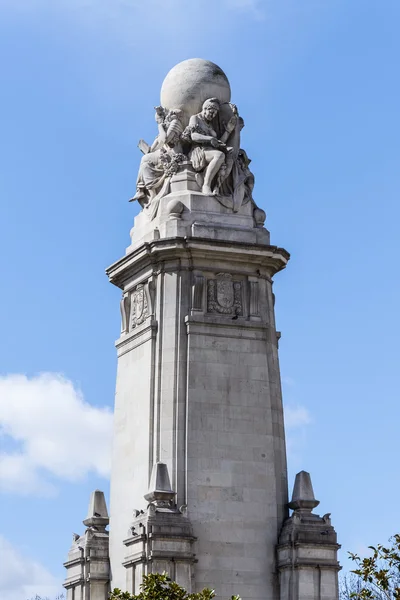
<box><xmin>63</xmin><ymin>59</ymin><xmax>340</xmax><ymax>600</ymax></box>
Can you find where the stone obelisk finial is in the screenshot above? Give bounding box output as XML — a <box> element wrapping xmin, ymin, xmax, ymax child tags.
<box><xmin>288</xmin><ymin>470</ymin><xmax>320</xmax><ymax>512</ymax></box>
<box><xmin>83</xmin><ymin>489</ymin><xmax>110</xmax><ymax>529</ymax></box>
<box><xmin>144</xmin><ymin>462</ymin><xmax>176</xmax><ymax>507</ymax></box>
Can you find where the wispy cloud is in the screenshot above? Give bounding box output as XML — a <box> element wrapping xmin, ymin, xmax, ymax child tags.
<box><xmin>284</xmin><ymin>403</ymin><xmax>312</xmax><ymax>467</ymax></box>
<box><xmin>0</xmin><ymin>373</ymin><xmax>113</xmax><ymax>495</ymax></box>
<box><xmin>284</xmin><ymin>405</ymin><xmax>312</xmax><ymax>429</ymax></box>
<box><xmin>282</xmin><ymin>375</ymin><xmax>296</xmax><ymax>388</ymax></box>
<box><xmin>0</xmin><ymin>535</ymin><xmax>60</xmax><ymax>600</ymax></box>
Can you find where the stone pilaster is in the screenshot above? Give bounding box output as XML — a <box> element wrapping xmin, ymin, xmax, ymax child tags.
<box><xmin>122</xmin><ymin>463</ymin><xmax>196</xmax><ymax>594</ymax></box>
<box><xmin>63</xmin><ymin>490</ymin><xmax>110</xmax><ymax>600</ymax></box>
<box><xmin>277</xmin><ymin>471</ymin><xmax>341</xmax><ymax>600</ymax></box>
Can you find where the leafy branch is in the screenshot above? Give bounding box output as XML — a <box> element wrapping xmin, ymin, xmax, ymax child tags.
<box><xmin>343</xmin><ymin>535</ymin><xmax>400</xmax><ymax>600</ymax></box>
<box><xmin>109</xmin><ymin>572</ymin><xmax>241</xmax><ymax>600</ymax></box>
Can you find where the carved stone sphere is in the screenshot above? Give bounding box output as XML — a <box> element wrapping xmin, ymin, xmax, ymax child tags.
<box><xmin>167</xmin><ymin>199</ymin><xmax>184</xmax><ymax>219</ymax></box>
<box><xmin>254</xmin><ymin>208</ymin><xmax>266</xmax><ymax>228</ymax></box>
<box><xmin>160</xmin><ymin>58</ymin><xmax>231</xmax><ymax>127</ymax></box>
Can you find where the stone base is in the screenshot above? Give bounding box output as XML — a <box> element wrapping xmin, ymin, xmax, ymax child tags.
<box><xmin>128</xmin><ymin>165</ymin><xmax>269</xmax><ymax>251</ymax></box>
<box><xmin>123</xmin><ymin>504</ymin><xmax>196</xmax><ymax>594</ymax></box>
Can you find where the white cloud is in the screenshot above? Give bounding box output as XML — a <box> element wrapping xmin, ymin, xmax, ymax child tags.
<box><xmin>0</xmin><ymin>373</ymin><xmax>113</xmax><ymax>495</ymax></box>
<box><xmin>0</xmin><ymin>535</ymin><xmax>61</xmax><ymax>600</ymax></box>
<box><xmin>284</xmin><ymin>404</ymin><xmax>312</xmax><ymax>467</ymax></box>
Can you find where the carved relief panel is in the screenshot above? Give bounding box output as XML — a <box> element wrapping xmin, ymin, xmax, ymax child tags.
<box><xmin>131</xmin><ymin>284</ymin><xmax>149</xmax><ymax>328</ymax></box>
<box><xmin>207</xmin><ymin>273</ymin><xmax>243</xmax><ymax>316</ymax></box>
<box><xmin>120</xmin><ymin>279</ymin><xmax>155</xmax><ymax>334</ymax></box>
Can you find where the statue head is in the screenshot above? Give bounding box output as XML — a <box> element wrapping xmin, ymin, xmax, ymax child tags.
<box><xmin>202</xmin><ymin>98</ymin><xmax>220</xmax><ymax>122</ymax></box>
<box><xmin>165</xmin><ymin>108</ymin><xmax>183</xmax><ymax>123</ymax></box>
<box><xmin>238</xmin><ymin>148</ymin><xmax>251</xmax><ymax>168</ymax></box>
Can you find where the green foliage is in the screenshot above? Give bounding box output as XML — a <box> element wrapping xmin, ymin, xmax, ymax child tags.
<box><xmin>109</xmin><ymin>572</ymin><xmax>240</xmax><ymax>600</ymax></box>
<box><xmin>342</xmin><ymin>534</ymin><xmax>400</xmax><ymax>600</ymax></box>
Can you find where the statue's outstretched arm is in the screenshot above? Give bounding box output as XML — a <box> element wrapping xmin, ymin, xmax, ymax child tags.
<box><xmin>157</xmin><ymin>123</ymin><xmax>167</xmax><ymax>144</ymax></box>
<box><xmin>220</xmin><ymin>115</ymin><xmax>238</xmax><ymax>143</ymax></box>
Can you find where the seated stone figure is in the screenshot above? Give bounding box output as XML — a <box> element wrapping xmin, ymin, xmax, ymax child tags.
<box><xmin>182</xmin><ymin>98</ymin><xmax>237</xmax><ymax>195</ymax></box>
<box><xmin>131</xmin><ymin>107</ymin><xmax>184</xmax><ymax>208</ymax></box>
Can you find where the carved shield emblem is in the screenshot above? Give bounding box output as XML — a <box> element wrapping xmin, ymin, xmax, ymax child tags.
<box><xmin>207</xmin><ymin>273</ymin><xmax>243</xmax><ymax>316</ymax></box>
<box><xmin>134</xmin><ymin>287</ymin><xmax>145</xmax><ymax>320</ymax></box>
<box><xmin>131</xmin><ymin>285</ymin><xmax>148</xmax><ymax>328</ymax></box>
<box><xmin>216</xmin><ymin>274</ymin><xmax>234</xmax><ymax>308</ymax></box>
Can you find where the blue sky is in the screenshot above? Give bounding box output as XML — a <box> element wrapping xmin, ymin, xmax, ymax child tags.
<box><xmin>0</xmin><ymin>0</ymin><xmax>399</xmax><ymax>598</ymax></box>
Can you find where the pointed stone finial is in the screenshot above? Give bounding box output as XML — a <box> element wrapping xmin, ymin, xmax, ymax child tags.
<box><xmin>144</xmin><ymin>462</ymin><xmax>176</xmax><ymax>507</ymax></box>
<box><xmin>288</xmin><ymin>470</ymin><xmax>320</xmax><ymax>512</ymax></box>
<box><xmin>83</xmin><ymin>489</ymin><xmax>109</xmax><ymax>529</ymax></box>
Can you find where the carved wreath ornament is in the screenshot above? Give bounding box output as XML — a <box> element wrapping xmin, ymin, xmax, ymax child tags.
<box><xmin>131</xmin><ymin>284</ymin><xmax>149</xmax><ymax>328</ymax></box>
<box><xmin>207</xmin><ymin>273</ymin><xmax>243</xmax><ymax>315</ymax></box>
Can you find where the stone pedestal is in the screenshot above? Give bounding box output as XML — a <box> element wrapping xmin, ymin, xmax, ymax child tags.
<box><xmin>277</xmin><ymin>472</ymin><xmax>341</xmax><ymax>600</ymax></box>
<box><xmin>107</xmin><ymin>188</ymin><xmax>290</xmax><ymax>599</ymax></box>
<box><xmin>63</xmin><ymin>490</ymin><xmax>110</xmax><ymax>600</ymax></box>
<box><xmin>122</xmin><ymin>463</ymin><xmax>196</xmax><ymax>594</ymax></box>
<box><xmin>128</xmin><ymin>165</ymin><xmax>269</xmax><ymax>252</ymax></box>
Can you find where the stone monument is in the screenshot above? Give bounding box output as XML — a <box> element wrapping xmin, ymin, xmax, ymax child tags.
<box><xmin>63</xmin><ymin>58</ymin><xmax>340</xmax><ymax>600</ymax></box>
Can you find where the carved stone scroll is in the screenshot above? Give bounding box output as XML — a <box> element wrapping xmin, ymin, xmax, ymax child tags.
<box><xmin>192</xmin><ymin>275</ymin><xmax>204</xmax><ymax>311</ymax></box>
<box><xmin>120</xmin><ymin>294</ymin><xmax>130</xmax><ymax>334</ymax></box>
<box><xmin>146</xmin><ymin>277</ymin><xmax>156</xmax><ymax>317</ymax></box>
<box><xmin>249</xmin><ymin>280</ymin><xmax>259</xmax><ymax>317</ymax></box>
<box><xmin>207</xmin><ymin>273</ymin><xmax>243</xmax><ymax>316</ymax></box>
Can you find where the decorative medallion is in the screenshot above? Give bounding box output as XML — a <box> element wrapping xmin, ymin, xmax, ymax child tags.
<box><xmin>131</xmin><ymin>284</ymin><xmax>149</xmax><ymax>328</ymax></box>
<box><xmin>207</xmin><ymin>273</ymin><xmax>243</xmax><ymax>315</ymax></box>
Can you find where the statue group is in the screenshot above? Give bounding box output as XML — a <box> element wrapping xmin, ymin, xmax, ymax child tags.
<box><xmin>130</xmin><ymin>98</ymin><xmax>256</xmax><ymax>219</ymax></box>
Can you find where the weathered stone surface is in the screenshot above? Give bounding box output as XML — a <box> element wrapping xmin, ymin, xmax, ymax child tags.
<box><xmin>144</xmin><ymin>461</ymin><xmax>176</xmax><ymax>506</ymax></box>
<box><xmin>288</xmin><ymin>470</ymin><xmax>320</xmax><ymax>512</ymax></box>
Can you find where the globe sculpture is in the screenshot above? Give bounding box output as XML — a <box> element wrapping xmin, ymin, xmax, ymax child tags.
<box><xmin>160</xmin><ymin>58</ymin><xmax>231</xmax><ymax>126</ymax></box>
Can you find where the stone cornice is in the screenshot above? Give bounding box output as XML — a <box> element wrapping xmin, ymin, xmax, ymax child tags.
<box><xmin>106</xmin><ymin>237</ymin><xmax>290</xmax><ymax>289</ymax></box>
<box><xmin>277</xmin><ymin>561</ymin><xmax>342</xmax><ymax>571</ymax></box>
<box><xmin>277</xmin><ymin>541</ymin><xmax>342</xmax><ymax>551</ymax></box>
<box><xmin>185</xmin><ymin>315</ymin><xmax>271</xmax><ymax>341</ymax></box>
